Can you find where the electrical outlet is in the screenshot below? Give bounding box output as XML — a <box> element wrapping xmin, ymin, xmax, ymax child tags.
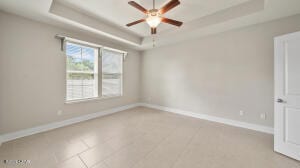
<box><xmin>260</xmin><ymin>113</ymin><xmax>266</xmax><ymax>120</ymax></box>
<box><xmin>57</xmin><ymin>110</ymin><xmax>63</xmax><ymax>116</ymax></box>
<box><xmin>239</xmin><ymin>110</ymin><xmax>244</xmax><ymax>116</ymax></box>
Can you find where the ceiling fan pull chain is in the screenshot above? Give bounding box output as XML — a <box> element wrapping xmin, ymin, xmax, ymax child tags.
<box><xmin>152</xmin><ymin>36</ymin><xmax>156</xmax><ymax>48</ymax></box>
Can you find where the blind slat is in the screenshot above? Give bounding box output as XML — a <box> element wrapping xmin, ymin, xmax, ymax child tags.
<box><xmin>102</xmin><ymin>49</ymin><xmax>123</xmax><ymax>97</ymax></box>
<box><xmin>66</xmin><ymin>42</ymin><xmax>98</xmax><ymax>101</ymax></box>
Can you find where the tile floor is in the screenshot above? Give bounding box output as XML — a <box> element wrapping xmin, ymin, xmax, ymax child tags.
<box><xmin>0</xmin><ymin>107</ymin><xmax>299</xmax><ymax>168</ymax></box>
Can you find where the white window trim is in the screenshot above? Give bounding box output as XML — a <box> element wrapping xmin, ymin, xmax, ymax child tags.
<box><xmin>65</xmin><ymin>95</ymin><xmax>122</xmax><ymax>104</ymax></box>
<box><xmin>65</xmin><ymin>41</ymin><xmax>99</xmax><ymax>102</ymax></box>
<box><xmin>101</xmin><ymin>48</ymin><xmax>124</xmax><ymax>98</ymax></box>
<box><xmin>60</xmin><ymin>36</ymin><xmax>126</xmax><ymax>103</ymax></box>
<box><xmin>56</xmin><ymin>34</ymin><xmax>127</xmax><ymax>54</ymax></box>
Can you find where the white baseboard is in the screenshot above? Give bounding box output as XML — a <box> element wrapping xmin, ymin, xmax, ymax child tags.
<box><xmin>0</xmin><ymin>103</ymin><xmax>140</xmax><ymax>145</ymax></box>
<box><xmin>0</xmin><ymin>102</ymin><xmax>274</xmax><ymax>146</ymax></box>
<box><xmin>140</xmin><ymin>103</ymin><xmax>274</xmax><ymax>134</ymax></box>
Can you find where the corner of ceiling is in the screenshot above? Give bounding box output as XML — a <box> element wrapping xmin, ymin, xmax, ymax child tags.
<box><xmin>140</xmin><ymin>0</ymin><xmax>266</xmax><ymax>49</ymax></box>
<box><xmin>47</xmin><ymin>0</ymin><xmax>266</xmax><ymax>51</ymax></box>
<box><xmin>49</xmin><ymin>0</ymin><xmax>144</xmax><ymax>49</ymax></box>
<box><xmin>45</xmin><ymin>0</ymin><xmax>300</xmax><ymax>51</ymax></box>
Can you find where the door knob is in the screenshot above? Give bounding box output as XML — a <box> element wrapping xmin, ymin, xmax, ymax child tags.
<box><xmin>277</xmin><ymin>99</ymin><xmax>286</xmax><ymax>103</ymax></box>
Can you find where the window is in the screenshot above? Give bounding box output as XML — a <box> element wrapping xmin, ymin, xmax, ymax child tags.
<box><xmin>66</xmin><ymin>42</ymin><xmax>98</xmax><ymax>101</ymax></box>
<box><xmin>102</xmin><ymin>49</ymin><xmax>123</xmax><ymax>97</ymax></box>
<box><xmin>65</xmin><ymin>40</ymin><xmax>124</xmax><ymax>102</ymax></box>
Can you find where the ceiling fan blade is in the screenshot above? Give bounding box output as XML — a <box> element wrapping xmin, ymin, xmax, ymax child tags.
<box><xmin>161</xmin><ymin>18</ymin><xmax>183</xmax><ymax>27</ymax></box>
<box><xmin>126</xmin><ymin>19</ymin><xmax>145</xmax><ymax>27</ymax></box>
<box><xmin>159</xmin><ymin>0</ymin><xmax>180</xmax><ymax>14</ymax></box>
<box><xmin>128</xmin><ymin>1</ymin><xmax>148</xmax><ymax>13</ymax></box>
<box><xmin>151</xmin><ymin>27</ymin><xmax>157</xmax><ymax>34</ymax></box>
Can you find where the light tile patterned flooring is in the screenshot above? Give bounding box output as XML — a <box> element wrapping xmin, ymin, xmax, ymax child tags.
<box><xmin>0</xmin><ymin>107</ymin><xmax>299</xmax><ymax>168</ymax></box>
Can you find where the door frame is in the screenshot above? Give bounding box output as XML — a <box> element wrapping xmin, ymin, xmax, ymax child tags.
<box><xmin>274</xmin><ymin>31</ymin><xmax>300</xmax><ymax>161</ymax></box>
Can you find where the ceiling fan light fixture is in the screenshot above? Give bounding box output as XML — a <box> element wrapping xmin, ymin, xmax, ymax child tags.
<box><xmin>146</xmin><ymin>9</ymin><xmax>162</xmax><ymax>28</ymax></box>
<box><xmin>146</xmin><ymin>15</ymin><xmax>162</xmax><ymax>28</ymax></box>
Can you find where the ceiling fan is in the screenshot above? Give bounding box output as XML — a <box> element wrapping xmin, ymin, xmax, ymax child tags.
<box><xmin>126</xmin><ymin>0</ymin><xmax>183</xmax><ymax>35</ymax></box>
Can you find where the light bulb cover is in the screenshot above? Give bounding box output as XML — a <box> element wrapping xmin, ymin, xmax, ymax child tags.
<box><xmin>146</xmin><ymin>11</ymin><xmax>162</xmax><ymax>28</ymax></box>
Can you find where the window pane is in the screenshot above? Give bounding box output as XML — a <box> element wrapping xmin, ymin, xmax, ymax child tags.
<box><xmin>66</xmin><ymin>43</ymin><xmax>81</xmax><ymax>58</ymax></box>
<box><xmin>66</xmin><ymin>43</ymin><xmax>95</xmax><ymax>72</ymax></box>
<box><xmin>66</xmin><ymin>42</ymin><xmax>98</xmax><ymax>101</ymax></box>
<box><xmin>103</xmin><ymin>78</ymin><xmax>122</xmax><ymax>96</ymax></box>
<box><xmin>102</xmin><ymin>49</ymin><xmax>123</xmax><ymax>74</ymax></box>
<box><xmin>102</xmin><ymin>49</ymin><xmax>123</xmax><ymax>97</ymax></box>
<box><xmin>82</xmin><ymin>47</ymin><xmax>95</xmax><ymax>71</ymax></box>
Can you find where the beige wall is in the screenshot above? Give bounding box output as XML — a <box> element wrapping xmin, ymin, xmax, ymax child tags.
<box><xmin>141</xmin><ymin>14</ymin><xmax>300</xmax><ymax>127</ymax></box>
<box><xmin>2</xmin><ymin>11</ymin><xmax>300</xmax><ymax>135</ymax></box>
<box><xmin>0</xmin><ymin>12</ymin><xmax>141</xmax><ymax>134</ymax></box>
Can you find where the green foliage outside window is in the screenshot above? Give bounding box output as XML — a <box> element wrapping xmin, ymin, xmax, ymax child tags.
<box><xmin>67</xmin><ymin>56</ymin><xmax>94</xmax><ymax>72</ymax></box>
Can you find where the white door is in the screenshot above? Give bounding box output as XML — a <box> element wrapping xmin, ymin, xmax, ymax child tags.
<box><xmin>274</xmin><ymin>31</ymin><xmax>300</xmax><ymax>161</ymax></box>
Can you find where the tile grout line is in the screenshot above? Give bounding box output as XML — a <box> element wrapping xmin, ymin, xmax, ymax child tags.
<box><xmin>74</xmin><ymin>128</ymin><xmax>141</xmax><ymax>168</ymax></box>
<box><xmin>85</xmin><ymin>114</ymin><xmax>152</xmax><ymax>168</ymax></box>
<box><xmin>170</xmin><ymin>126</ymin><xmax>203</xmax><ymax>168</ymax></box>
<box><xmin>103</xmin><ymin>161</ymin><xmax>111</xmax><ymax>168</ymax></box>
<box><xmin>76</xmin><ymin>139</ymin><xmax>125</xmax><ymax>168</ymax></box>
<box><xmin>93</xmin><ymin>132</ymin><xmax>150</xmax><ymax>167</ymax></box>
<box><xmin>47</xmin><ymin>116</ymin><xmax>196</xmax><ymax>168</ymax></box>
<box><xmin>52</xmin><ymin>138</ymin><xmax>91</xmax><ymax>164</ymax></box>
<box><xmin>78</xmin><ymin>154</ymin><xmax>89</xmax><ymax>168</ymax></box>
<box><xmin>128</xmin><ymin>124</ymin><xmax>181</xmax><ymax>168</ymax></box>
<box><xmin>89</xmin><ymin>134</ymin><xmax>139</xmax><ymax>167</ymax></box>
<box><xmin>43</xmin><ymin>132</ymin><xmax>61</xmax><ymax>164</ymax></box>
<box><xmin>80</xmin><ymin>138</ymin><xmax>92</xmax><ymax>149</ymax></box>
<box><xmin>57</xmin><ymin>111</ymin><xmax>177</xmax><ymax>166</ymax></box>
<box><xmin>54</xmin><ymin>110</ymin><xmax>145</xmax><ymax>167</ymax></box>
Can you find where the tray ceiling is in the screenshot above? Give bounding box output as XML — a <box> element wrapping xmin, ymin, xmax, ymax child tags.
<box><xmin>56</xmin><ymin>0</ymin><xmax>250</xmax><ymax>37</ymax></box>
<box><xmin>0</xmin><ymin>0</ymin><xmax>300</xmax><ymax>50</ymax></box>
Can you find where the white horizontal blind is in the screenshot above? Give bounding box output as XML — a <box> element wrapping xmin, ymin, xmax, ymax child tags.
<box><xmin>66</xmin><ymin>42</ymin><xmax>98</xmax><ymax>101</ymax></box>
<box><xmin>102</xmin><ymin>49</ymin><xmax>123</xmax><ymax>97</ymax></box>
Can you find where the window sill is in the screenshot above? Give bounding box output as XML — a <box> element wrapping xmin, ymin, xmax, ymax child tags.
<box><xmin>65</xmin><ymin>95</ymin><xmax>122</xmax><ymax>104</ymax></box>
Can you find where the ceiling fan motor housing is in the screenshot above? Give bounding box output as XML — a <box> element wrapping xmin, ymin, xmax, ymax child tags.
<box><xmin>148</xmin><ymin>9</ymin><xmax>160</xmax><ymax>16</ymax></box>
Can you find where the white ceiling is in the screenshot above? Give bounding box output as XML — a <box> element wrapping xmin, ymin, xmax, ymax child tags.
<box><xmin>57</xmin><ymin>0</ymin><xmax>250</xmax><ymax>36</ymax></box>
<box><xmin>0</xmin><ymin>0</ymin><xmax>300</xmax><ymax>50</ymax></box>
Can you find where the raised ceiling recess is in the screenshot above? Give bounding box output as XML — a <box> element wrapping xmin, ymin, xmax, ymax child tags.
<box><xmin>1</xmin><ymin>0</ymin><xmax>300</xmax><ymax>50</ymax></box>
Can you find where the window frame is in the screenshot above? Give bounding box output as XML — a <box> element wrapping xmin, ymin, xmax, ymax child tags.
<box><xmin>63</xmin><ymin>39</ymin><xmax>126</xmax><ymax>104</ymax></box>
<box><xmin>65</xmin><ymin>41</ymin><xmax>99</xmax><ymax>102</ymax></box>
<box><xmin>101</xmin><ymin>48</ymin><xmax>124</xmax><ymax>98</ymax></box>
